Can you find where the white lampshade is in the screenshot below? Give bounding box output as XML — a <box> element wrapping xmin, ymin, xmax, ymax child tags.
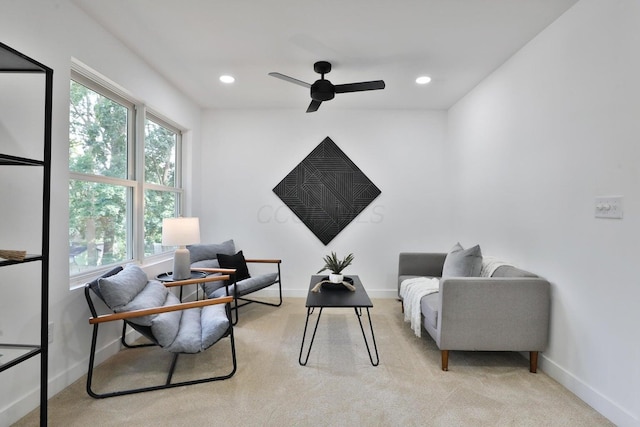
<box><xmin>162</xmin><ymin>217</ymin><xmax>200</xmax><ymax>280</ymax></box>
<box><xmin>162</xmin><ymin>217</ymin><xmax>200</xmax><ymax>247</ymax></box>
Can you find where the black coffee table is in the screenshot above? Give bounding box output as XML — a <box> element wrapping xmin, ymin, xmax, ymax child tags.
<box><xmin>299</xmin><ymin>275</ymin><xmax>379</xmax><ymax>366</ymax></box>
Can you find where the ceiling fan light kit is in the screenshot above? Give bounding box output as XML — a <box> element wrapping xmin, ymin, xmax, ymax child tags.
<box><xmin>269</xmin><ymin>61</ymin><xmax>385</xmax><ymax>113</ymax></box>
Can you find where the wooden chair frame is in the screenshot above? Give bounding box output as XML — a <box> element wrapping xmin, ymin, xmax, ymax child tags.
<box><xmin>85</xmin><ymin>273</ymin><xmax>237</xmax><ymax>398</ymax></box>
<box><xmin>194</xmin><ymin>258</ymin><xmax>282</xmax><ymax>325</ymax></box>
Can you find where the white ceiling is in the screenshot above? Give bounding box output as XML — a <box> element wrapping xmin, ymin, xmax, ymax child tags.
<box><xmin>72</xmin><ymin>0</ymin><xmax>579</xmax><ymax>111</ymax></box>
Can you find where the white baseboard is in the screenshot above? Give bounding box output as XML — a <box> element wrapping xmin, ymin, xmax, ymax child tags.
<box><xmin>540</xmin><ymin>354</ymin><xmax>638</xmax><ymax>427</ymax></box>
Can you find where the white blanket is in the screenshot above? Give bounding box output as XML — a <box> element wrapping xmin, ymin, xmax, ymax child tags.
<box><xmin>480</xmin><ymin>256</ymin><xmax>512</xmax><ymax>277</ymax></box>
<box><xmin>400</xmin><ymin>277</ymin><xmax>440</xmax><ymax>337</ymax></box>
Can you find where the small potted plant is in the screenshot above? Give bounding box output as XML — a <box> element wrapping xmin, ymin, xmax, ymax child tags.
<box><xmin>317</xmin><ymin>252</ymin><xmax>354</xmax><ymax>283</ymax></box>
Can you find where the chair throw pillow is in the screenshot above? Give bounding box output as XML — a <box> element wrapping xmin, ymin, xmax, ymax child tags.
<box><xmin>442</xmin><ymin>242</ymin><xmax>482</xmax><ymax>278</ymax></box>
<box><xmin>217</xmin><ymin>250</ymin><xmax>251</xmax><ymax>281</ymax></box>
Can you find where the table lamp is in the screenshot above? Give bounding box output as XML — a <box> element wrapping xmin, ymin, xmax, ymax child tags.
<box><xmin>162</xmin><ymin>217</ymin><xmax>200</xmax><ymax>280</ymax></box>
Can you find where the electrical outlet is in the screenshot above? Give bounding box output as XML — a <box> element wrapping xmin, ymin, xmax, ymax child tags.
<box><xmin>48</xmin><ymin>321</ymin><xmax>54</xmax><ymax>344</ymax></box>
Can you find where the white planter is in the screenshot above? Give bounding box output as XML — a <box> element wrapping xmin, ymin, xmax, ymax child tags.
<box><xmin>329</xmin><ymin>273</ymin><xmax>344</xmax><ymax>283</ymax></box>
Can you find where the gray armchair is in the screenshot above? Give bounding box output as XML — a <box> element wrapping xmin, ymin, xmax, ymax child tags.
<box><xmin>189</xmin><ymin>240</ymin><xmax>282</xmax><ymax>324</ymax></box>
<box><xmin>84</xmin><ymin>265</ymin><xmax>236</xmax><ymax>398</ymax></box>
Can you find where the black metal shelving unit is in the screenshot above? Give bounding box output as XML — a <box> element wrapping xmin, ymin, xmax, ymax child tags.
<box><xmin>0</xmin><ymin>41</ymin><xmax>52</xmax><ymax>426</ymax></box>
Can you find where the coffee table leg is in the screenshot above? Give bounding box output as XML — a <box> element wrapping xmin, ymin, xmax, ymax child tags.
<box><xmin>299</xmin><ymin>307</ymin><xmax>323</xmax><ymax>366</ymax></box>
<box><xmin>355</xmin><ymin>307</ymin><xmax>380</xmax><ymax>366</ymax></box>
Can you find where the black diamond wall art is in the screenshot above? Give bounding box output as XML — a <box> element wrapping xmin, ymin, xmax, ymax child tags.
<box><xmin>273</xmin><ymin>137</ymin><xmax>381</xmax><ymax>245</ymax></box>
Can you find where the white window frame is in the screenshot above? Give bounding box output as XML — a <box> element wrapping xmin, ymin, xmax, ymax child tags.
<box><xmin>69</xmin><ymin>63</ymin><xmax>184</xmax><ymax>284</ymax></box>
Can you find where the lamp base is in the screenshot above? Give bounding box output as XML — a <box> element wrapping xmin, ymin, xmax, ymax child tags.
<box><xmin>172</xmin><ymin>247</ymin><xmax>191</xmax><ymax>280</ymax></box>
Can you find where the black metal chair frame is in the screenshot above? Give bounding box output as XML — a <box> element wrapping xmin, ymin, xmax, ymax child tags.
<box><xmin>195</xmin><ymin>259</ymin><xmax>282</xmax><ymax>325</ymax></box>
<box><xmin>84</xmin><ymin>270</ymin><xmax>237</xmax><ymax>398</ymax></box>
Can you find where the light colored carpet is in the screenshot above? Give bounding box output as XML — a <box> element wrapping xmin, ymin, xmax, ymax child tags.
<box><xmin>16</xmin><ymin>298</ymin><xmax>612</xmax><ymax>426</ymax></box>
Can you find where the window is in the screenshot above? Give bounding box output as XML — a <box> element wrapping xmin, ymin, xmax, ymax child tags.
<box><xmin>143</xmin><ymin>116</ymin><xmax>181</xmax><ymax>257</ymax></box>
<box><xmin>69</xmin><ymin>69</ymin><xmax>183</xmax><ymax>276</ymax></box>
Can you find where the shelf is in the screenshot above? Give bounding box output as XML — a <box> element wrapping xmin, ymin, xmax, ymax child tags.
<box><xmin>0</xmin><ymin>344</ymin><xmax>42</xmax><ymax>372</ymax></box>
<box><xmin>0</xmin><ymin>254</ymin><xmax>43</xmax><ymax>267</ymax></box>
<box><xmin>0</xmin><ymin>153</ymin><xmax>45</xmax><ymax>166</ymax></box>
<box><xmin>0</xmin><ymin>44</ymin><xmax>49</xmax><ymax>73</ymax></box>
<box><xmin>1</xmin><ymin>41</ymin><xmax>51</xmax><ymax>426</ymax></box>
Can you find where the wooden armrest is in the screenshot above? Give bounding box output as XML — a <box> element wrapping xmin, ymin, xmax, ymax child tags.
<box><xmin>191</xmin><ymin>268</ymin><xmax>237</xmax><ymax>275</ymax></box>
<box><xmin>162</xmin><ymin>274</ymin><xmax>230</xmax><ymax>288</ymax></box>
<box><xmin>89</xmin><ymin>296</ymin><xmax>233</xmax><ymax>325</ymax></box>
<box><xmin>245</xmin><ymin>258</ymin><xmax>281</xmax><ymax>264</ymax></box>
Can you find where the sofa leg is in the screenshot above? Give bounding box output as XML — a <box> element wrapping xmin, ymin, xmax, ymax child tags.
<box><xmin>530</xmin><ymin>351</ymin><xmax>538</xmax><ymax>373</ymax></box>
<box><xmin>441</xmin><ymin>350</ymin><xmax>449</xmax><ymax>371</ymax></box>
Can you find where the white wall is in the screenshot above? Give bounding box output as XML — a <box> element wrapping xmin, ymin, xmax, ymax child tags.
<box><xmin>198</xmin><ymin>109</ymin><xmax>451</xmax><ymax>296</ymax></box>
<box><xmin>447</xmin><ymin>0</ymin><xmax>640</xmax><ymax>425</ymax></box>
<box><xmin>0</xmin><ymin>1</ymin><xmax>202</xmax><ymax>425</ymax></box>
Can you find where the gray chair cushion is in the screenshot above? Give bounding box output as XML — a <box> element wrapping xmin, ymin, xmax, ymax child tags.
<box><xmin>200</xmin><ymin>275</ymin><xmax>226</xmax><ymax>296</ymax></box>
<box><xmin>199</xmin><ymin>304</ymin><xmax>230</xmax><ymax>350</ymax></box>
<box><xmin>188</xmin><ymin>240</ymin><xmax>236</xmax><ymax>264</ymax></box>
<box><xmin>150</xmin><ymin>292</ymin><xmax>182</xmax><ymax>348</ymax></box>
<box><xmin>209</xmin><ymin>272</ymin><xmax>279</xmax><ymax>298</ymax></box>
<box><xmin>191</xmin><ymin>259</ymin><xmax>221</xmax><ymax>269</ymax></box>
<box><xmin>442</xmin><ymin>243</ymin><xmax>482</xmax><ymax>278</ymax></box>
<box><xmin>98</xmin><ymin>264</ymin><xmax>149</xmax><ymax>310</ymax></box>
<box><xmin>117</xmin><ymin>280</ymin><xmax>169</xmax><ymax>326</ymax></box>
<box><xmin>93</xmin><ymin>264</ymin><xmax>230</xmax><ymax>354</ymax></box>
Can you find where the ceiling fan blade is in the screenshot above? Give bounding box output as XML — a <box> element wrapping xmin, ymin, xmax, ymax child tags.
<box><xmin>306</xmin><ymin>99</ymin><xmax>322</xmax><ymax>113</ymax></box>
<box><xmin>334</xmin><ymin>80</ymin><xmax>386</xmax><ymax>93</ymax></box>
<box><xmin>268</xmin><ymin>72</ymin><xmax>311</xmax><ymax>88</ymax></box>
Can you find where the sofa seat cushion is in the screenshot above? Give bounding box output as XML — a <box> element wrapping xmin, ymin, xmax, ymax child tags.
<box><xmin>420</xmin><ymin>292</ymin><xmax>439</xmax><ymax>330</ymax></box>
<box><xmin>209</xmin><ymin>272</ymin><xmax>279</xmax><ymax>298</ymax></box>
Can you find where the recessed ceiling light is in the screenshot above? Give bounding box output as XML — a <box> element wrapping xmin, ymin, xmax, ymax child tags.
<box><xmin>219</xmin><ymin>75</ymin><xmax>235</xmax><ymax>84</ymax></box>
<box><xmin>416</xmin><ymin>76</ymin><xmax>432</xmax><ymax>85</ymax></box>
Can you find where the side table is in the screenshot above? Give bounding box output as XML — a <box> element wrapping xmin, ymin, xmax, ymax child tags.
<box><xmin>156</xmin><ymin>271</ymin><xmax>207</xmax><ymax>300</ymax></box>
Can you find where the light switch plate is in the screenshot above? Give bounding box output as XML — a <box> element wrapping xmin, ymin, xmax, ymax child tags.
<box><xmin>595</xmin><ymin>196</ymin><xmax>623</xmax><ymax>219</ymax></box>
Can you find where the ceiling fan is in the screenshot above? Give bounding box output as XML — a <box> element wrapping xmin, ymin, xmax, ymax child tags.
<box><xmin>269</xmin><ymin>61</ymin><xmax>385</xmax><ymax>113</ymax></box>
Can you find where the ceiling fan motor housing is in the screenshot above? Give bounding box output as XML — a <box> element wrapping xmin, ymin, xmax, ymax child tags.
<box><xmin>311</xmin><ymin>79</ymin><xmax>335</xmax><ymax>101</ymax></box>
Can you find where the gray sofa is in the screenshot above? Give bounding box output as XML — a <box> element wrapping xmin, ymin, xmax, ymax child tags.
<box><xmin>398</xmin><ymin>251</ymin><xmax>550</xmax><ymax>372</ymax></box>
